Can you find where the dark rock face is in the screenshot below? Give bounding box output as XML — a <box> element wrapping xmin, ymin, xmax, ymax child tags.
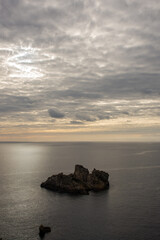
<box><xmin>41</xmin><ymin>165</ymin><xmax>109</xmax><ymax>195</ymax></box>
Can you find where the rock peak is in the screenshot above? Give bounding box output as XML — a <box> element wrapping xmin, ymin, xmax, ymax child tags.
<box><xmin>74</xmin><ymin>165</ymin><xmax>89</xmax><ymax>182</ymax></box>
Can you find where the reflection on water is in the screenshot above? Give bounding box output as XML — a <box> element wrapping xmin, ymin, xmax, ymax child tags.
<box><xmin>0</xmin><ymin>142</ymin><xmax>160</xmax><ymax>240</ymax></box>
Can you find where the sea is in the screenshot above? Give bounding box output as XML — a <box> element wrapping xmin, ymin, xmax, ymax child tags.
<box><xmin>0</xmin><ymin>142</ymin><xmax>160</xmax><ymax>240</ymax></box>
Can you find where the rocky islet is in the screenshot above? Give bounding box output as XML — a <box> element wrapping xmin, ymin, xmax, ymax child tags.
<box><xmin>41</xmin><ymin>165</ymin><xmax>109</xmax><ymax>195</ymax></box>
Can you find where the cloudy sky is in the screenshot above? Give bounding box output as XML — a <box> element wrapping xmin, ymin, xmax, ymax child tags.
<box><xmin>0</xmin><ymin>0</ymin><xmax>160</xmax><ymax>142</ymax></box>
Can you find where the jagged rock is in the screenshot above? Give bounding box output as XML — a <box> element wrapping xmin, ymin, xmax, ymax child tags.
<box><xmin>41</xmin><ymin>165</ymin><xmax>109</xmax><ymax>195</ymax></box>
<box><xmin>39</xmin><ymin>225</ymin><xmax>51</xmax><ymax>237</ymax></box>
<box><xmin>74</xmin><ymin>165</ymin><xmax>89</xmax><ymax>182</ymax></box>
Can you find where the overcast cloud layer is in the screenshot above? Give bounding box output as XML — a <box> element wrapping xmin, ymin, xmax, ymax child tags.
<box><xmin>0</xmin><ymin>0</ymin><xmax>160</xmax><ymax>141</ymax></box>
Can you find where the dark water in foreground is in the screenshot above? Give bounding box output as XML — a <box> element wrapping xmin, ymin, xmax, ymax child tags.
<box><xmin>0</xmin><ymin>142</ymin><xmax>160</xmax><ymax>240</ymax></box>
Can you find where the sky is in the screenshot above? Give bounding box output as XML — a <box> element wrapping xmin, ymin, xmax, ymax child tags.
<box><xmin>0</xmin><ymin>0</ymin><xmax>160</xmax><ymax>142</ymax></box>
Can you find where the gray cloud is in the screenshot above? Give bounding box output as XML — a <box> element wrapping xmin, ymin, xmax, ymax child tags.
<box><xmin>48</xmin><ymin>109</ymin><xmax>65</xmax><ymax>119</ymax></box>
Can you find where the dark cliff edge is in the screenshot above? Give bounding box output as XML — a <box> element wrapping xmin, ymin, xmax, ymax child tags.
<box><xmin>41</xmin><ymin>165</ymin><xmax>109</xmax><ymax>195</ymax></box>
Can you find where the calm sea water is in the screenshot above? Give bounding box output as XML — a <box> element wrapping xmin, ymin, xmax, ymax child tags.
<box><xmin>0</xmin><ymin>142</ymin><xmax>160</xmax><ymax>240</ymax></box>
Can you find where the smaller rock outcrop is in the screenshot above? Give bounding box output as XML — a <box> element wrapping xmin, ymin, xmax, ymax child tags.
<box><xmin>41</xmin><ymin>165</ymin><xmax>109</xmax><ymax>195</ymax></box>
<box><xmin>39</xmin><ymin>225</ymin><xmax>51</xmax><ymax>237</ymax></box>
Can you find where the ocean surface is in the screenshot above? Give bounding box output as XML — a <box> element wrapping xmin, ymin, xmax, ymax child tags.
<box><xmin>0</xmin><ymin>142</ymin><xmax>160</xmax><ymax>240</ymax></box>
